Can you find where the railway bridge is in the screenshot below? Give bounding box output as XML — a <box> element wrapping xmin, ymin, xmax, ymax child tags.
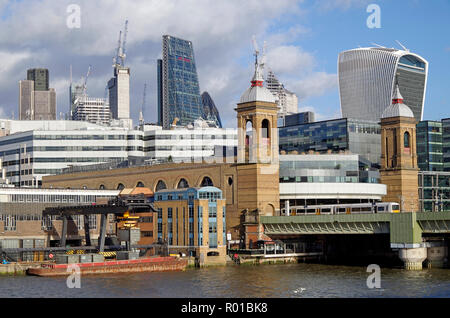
<box><xmin>260</xmin><ymin>211</ymin><xmax>450</xmax><ymax>270</ymax></box>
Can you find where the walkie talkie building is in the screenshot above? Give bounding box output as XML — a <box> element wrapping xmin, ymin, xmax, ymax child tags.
<box><xmin>338</xmin><ymin>47</ymin><xmax>428</xmax><ymax>122</ymax></box>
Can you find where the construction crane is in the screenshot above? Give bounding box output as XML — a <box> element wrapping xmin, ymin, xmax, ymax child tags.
<box><xmin>112</xmin><ymin>30</ymin><xmax>122</xmax><ymax>68</ymax></box>
<box><xmin>119</xmin><ymin>20</ymin><xmax>129</xmax><ymax>66</ymax></box>
<box><xmin>83</xmin><ymin>65</ymin><xmax>92</xmax><ymax>97</ymax></box>
<box><xmin>139</xmin><ymin>83</ymin><xmax>147</xmax><ymax>126</ymax></box>
<box><xmin>112</xmin><ymin>20</ymin><xmax>129</xmax><ymax>68</ymax></box>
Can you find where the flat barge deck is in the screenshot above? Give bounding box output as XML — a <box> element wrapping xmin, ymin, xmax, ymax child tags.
<box><xmin>26</xmin><ymin>256</ymin><xmax>187</xmax><ymax>277</ymax></box>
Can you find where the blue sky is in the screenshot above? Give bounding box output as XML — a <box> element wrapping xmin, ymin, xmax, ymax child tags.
<box><xmin>0</xmin><ymin>0</ymin><xmax>447</xmax><ymax>126</ymax></box>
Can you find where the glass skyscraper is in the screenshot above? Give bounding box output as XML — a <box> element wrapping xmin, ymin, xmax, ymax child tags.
<box><xmin>201</xmin><ymin>91</ymin><xmax>222</xmax><ymax>128</ymax></box>
<box><xmin>158</xmin><ymin>35</ymin><xmax>204</xmax><ymax>128</ymax></box>
<box><xmin>338</xmin><ymin>47</ymin><xmax>428</xmax><ymax>122</ymax></box>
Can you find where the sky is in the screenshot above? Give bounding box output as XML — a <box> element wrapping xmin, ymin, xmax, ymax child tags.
<box><xmin>0</xmin><ymin>0</ymin><xmax>448</xmax><ymax>127</ymax></box>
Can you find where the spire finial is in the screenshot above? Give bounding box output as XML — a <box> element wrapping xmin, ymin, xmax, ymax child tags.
<box><xmin>251</xmin><ymin>36</ymin><xmax>264</xmax><ymax>87</ymax></box>
<box><xmin>392</xmin><ymin>78</ymin><xmax>404</xmax><ymax>104</ymax></box>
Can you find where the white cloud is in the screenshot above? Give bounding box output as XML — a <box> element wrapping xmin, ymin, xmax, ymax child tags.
<box><xmin>291</xmin><ymin>72</ymin><xmax>338</xmax><ymax>99</ymax></box>
<box><xmin>316</xmin><ymin>0</ymin><xmax>372</xmax><ymax>11</ymax></box>
<box><xmin>0</xmin><ymin>0</ymin><xmax>339</xmax><ymax>127</ymax></box>
<box><xmin>266</xmin><ymin>45</ymin><xmax>316</xmax><ymax>75</ymax></box>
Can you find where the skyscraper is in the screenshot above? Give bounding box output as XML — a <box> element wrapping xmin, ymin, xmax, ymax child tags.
<box><xmin>19</xmin><ymin>68</ymin><xmax>56</xmax><ymax>120</ymax></box>
<box><xmin>201</xmin><ymin>91</ymin><xmax>222</xmax><ymax>128</ymax></box>
<box><xmin>266</xmin><ymin>69</ymin><xmax>298</xmax><ymax>118</ymax></box>
<box><xmin>108</xmin><ymin>66</ymin><xmax>130</xmax><ymax>123</ymax></box>
<box><xmin>158</xmin><ymin>35</ymin><xmax>204</xmax><ymax>128</ymax></box>
<box><xmin>27</xmin><ymin>68</ymin><xmax>49</xmax><ymax>91</ymax></box>
<box><xmin>338</xmin><ymin>47</ymin><xmax>428</xmax><ymax>122</ymax></box>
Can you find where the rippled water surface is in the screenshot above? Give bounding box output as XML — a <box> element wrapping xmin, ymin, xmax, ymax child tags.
<box><xmin>1</xmin><ymin>264</ymin><xmax>449</xmax><ymax>298</ymax></box>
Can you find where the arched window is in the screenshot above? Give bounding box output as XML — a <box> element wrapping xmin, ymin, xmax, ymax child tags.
<box><xmin>177</xmin><ymin>178</ymin><xmax>189</xmax><ymax>189</ymax></box>
<box><xmin>261</xmin><ymin>119</ymin><xmax>270</xmax><ymax>139</ymax></box>
<box><xmin>117</xmin><ymin>183</ymin><xmax>125</xmax><ymax>190</ymax></box>
<box><xmin>136</xmin><ymin>181</ymin><xmax>145</xmax><ymax>188</ymax></box>
<box><xmin>155</xmin><ymin>180</ymin><xmax>167</xmax><ymax>192</ymax></box>
<box><xmin>99</xmin><ymin>184</ymin><xmax>106</xmax><ymax>190</ymax></box>
<box><xmin>200</xmin><ymin>176</ymin><xmax>214</xmax><ymax>187</ymax></box>
<box><xmin>404</xmin><ymin>132</ymin><xmax>410</xmax><ymax>148</ymax></box>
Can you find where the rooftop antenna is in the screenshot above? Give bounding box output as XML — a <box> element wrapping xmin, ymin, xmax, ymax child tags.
<box><xmin>395</xmin><ymin>40</ymin><xmax>409</xmax><ymax>52</ymax></box>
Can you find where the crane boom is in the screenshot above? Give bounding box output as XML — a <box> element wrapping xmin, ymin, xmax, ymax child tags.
<box><xmin>120</xmin><ymin>20</ymin><xmax>129</xmax><ymax>66</ymax></box>
<box><xmin>83</xmin><ymin>65</ymin><xmax>92</xmax><ymax>96</ymax></box>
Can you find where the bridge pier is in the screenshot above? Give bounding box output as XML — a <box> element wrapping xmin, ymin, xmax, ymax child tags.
<box><xmin>426</xmin><ymin>246</ymin><xmax>447</xmax><ymax>269</ymax></box>
<box><xmin>398</xmin><ymin>247</ymin><xmax>427</xmax><ymax>270</ymax></box>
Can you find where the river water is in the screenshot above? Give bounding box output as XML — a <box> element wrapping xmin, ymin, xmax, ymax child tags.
<box><xmin>1</xmin><ymin>263</ymin><xmax>449</xmax><ymax>298</ymax></box>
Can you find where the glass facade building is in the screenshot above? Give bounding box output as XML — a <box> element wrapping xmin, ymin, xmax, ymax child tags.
<box><xmin>201</xmin><ymin>91</ymin><xmax>222</xmax><ymax>128</ymax></box>
<box><xmin>27</xmin><ymin>68</ymin><xmax>49</xmax><ymax>91</ymax></box>
<box><xmin>338</xmin><ymin>47</ymin><xmax>428</xmax><ymax>122</ymax></box>
<box><xmin>443</xmin><ymin>118</ymin><xmax>450</xmax><ymax>172</ymax></box>
<box><xmin>279</xmin><ymin>154</ymin><xmax>380</xmax><ymax>184</ymax></box>
<box><xmin>279</xmin><ymin>118</ymin><xmax>381</xmax><ymax>165</ymax></box>
<box><xmin>416</xmin><ymin>121</ymin><xmax>443</xmax><ymax>171</ymax></box>
<box><xmin>418</xmin><ymin>171</ymin><xmax>450</xmax><ymax>212</ymax></box>
<box><xmin>158</xmin><ymin>35</ymin><xmax>204</xmax><ymax>128</ymax></box>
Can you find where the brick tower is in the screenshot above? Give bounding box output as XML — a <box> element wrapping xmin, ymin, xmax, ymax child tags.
<box><xmin>236</xmin><ymin>45</ymin><xmax>280</xmax><ymax>248</ymax></box>
<box><xmin>380</xmin><ymin>83</ymin><xmax>419</xmax><ymax>212</ymax></box>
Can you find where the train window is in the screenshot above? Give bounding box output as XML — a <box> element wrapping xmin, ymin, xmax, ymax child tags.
<box><xmin>306</xmin><ymin>209</ymin><xmax>316</xmax><ymax>213</ymax></box>
<box><xmin>337</xmin><ymin>208</ymin><xmax>346</xmax><ymax>213</ymax></box>
<box><xmin>360</xmin><ymin>207</ymin><xmax>372</xmax><ymax>212</ymax></box>
<box><xmin>296</xmin><ymin>209</ymin><xmax>305</xmax><ymax>214</ymax></box>
<box><xmin>321</xmin><ymin>208</ymin><xmax>331</xmax><ymax>213</ymax></box>
<box><xmin>377</xmin><ymin>206</ymin><xmax>385</xmax><ymax>212</ymax></box>
<box><xmin>392</xmin><ymin>204</ymin><xmax>400</xmax><ymax>211</ymax></box>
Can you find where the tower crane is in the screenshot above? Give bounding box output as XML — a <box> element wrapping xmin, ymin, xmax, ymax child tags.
<box><xmin>119</xmin><ymin>20</ymin><xmax>129</xmax><ymax>66</ymax></box>
<box><xmin>113</xmin><ymin>30</ymin><xmax>122</xmax><ymax>68</ymax></box>
<box><xmin>140</xmin><ymin>83</ymin><xmax>147</xmax><ymax>126</ymax></box>
<box><xmin>112</xmin><ymin>20</ymin><xmax>129</xmax><ymax>68</ymax></box>
<box><xmin>83</xmin><ymin>65</ymin><xmax>92</xmax><ymax>97</ymax></box>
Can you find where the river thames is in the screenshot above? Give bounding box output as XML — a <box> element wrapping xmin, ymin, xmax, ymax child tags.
<box><xmin>1</xmin><ymin>263</ymin><xmax>449</xmax><ymax>298</ymax></box>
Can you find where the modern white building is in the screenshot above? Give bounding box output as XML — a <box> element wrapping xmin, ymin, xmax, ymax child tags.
<box><xmin>108</xmin><ymin>66</ymin><xmax>131</xmax><ymax>128</ymax></box>
<box><xmin>266</xmin><ymin>69</ymin><xmax>298</xmax><ymax>118</ymax></box>
<box><xmin>338</xmin><ymin>47</ymin><xmax>428</xmax><ymax>122</ymax></box>
<box><xmin>72</xmin><ymin>96</ymin><xmax>111</xmax><ymax>126</ymax></box>
<box><xmin>0</xmin><ymin>119</ymin><xmax>237</xmax><ymax>186</ymax></box>
<box><xmin>279</xmin><ymin>154</ymin><xmax>386</xmax><ymax>211</ymax></box>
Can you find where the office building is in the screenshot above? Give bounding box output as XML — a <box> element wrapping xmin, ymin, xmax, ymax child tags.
<box><xmin>0</xmin><ymin>119</ymin><xmax>237</xmax><ymax>186</ymax></box>
<box><xmin>418</xmin><ymin>171</ymin><xmax>450</xmax><ymax>212</ymax></box>
<box><xmin>279</xmin><ymin>117</ymin><xmax>381</xmax><ymax>165</ymax></box>
<box><xmin>27</xmin><ymin>68</ymin><xmax>49</xmax><ymax>91</ymax></box>
<box><xmin>201</xmin><ymin>92</ymin><xmax>222</xmax><ymax>128</ymax></box>
<box><xmin>19</xmin><ymin>68</ymin><xmax>56</xmax><ymax>121</ymax></box>
<box><xmin>338</xmin><ymin>47</ymin><xmax>428</xmax><ymax>122</ymax></box>
<box><xmin>72</xmin><ymin>96</ymin><xmax>111</xmax><ymax>126</ymax></box>
<box><xmin>266</xmin><ymin>69</ymin><xmax>298</xmax><ymax>118</ymax></box>
<box><xmin>443</xmin><ymin>118</ymin><xmax>450</xmax><ymax>171</ymax></box>
<box><xmin>279</xmin><ymin>154</ymin><xmax>386</xmax><ymax>212</ymax></box>
<box><xmin>158</xmin><ymin>35</ymin><xmax>204</xmax><ymax>128</ymax></box>
<box><xmin>154</xmin><ymin>186</ymin><xmax>226</xmax><ymax>263</ymax></box>
<box><xmin>283</xmin><ymin>112</ymin><xmax>315</xmax><ymax>127</ymax></box>
<box><xmin>108</xmin><ymin>66</ymin><xmax>131</xmax><ymax>128</ymax></box>
<box><xmin>416</xmin><ymin>120</ymin><xmax>443</xmax><ymax>171</ymax></box>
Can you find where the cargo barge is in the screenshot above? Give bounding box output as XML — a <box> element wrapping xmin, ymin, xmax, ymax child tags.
<box><xmin>26</xmin><ymin>256</ymin><xmax>187</xmax><ymax>277</ymax></box>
